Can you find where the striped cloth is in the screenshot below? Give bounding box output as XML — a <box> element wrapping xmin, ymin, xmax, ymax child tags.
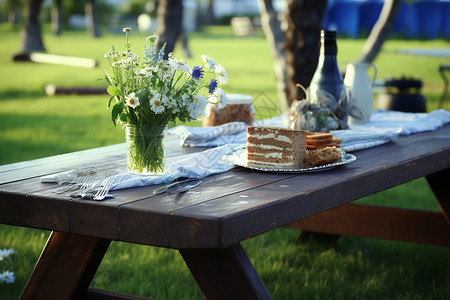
<box><xmin>170</xmin><ymin>109</ymin><xmax>450</xmax><ymax>152</ymax></box>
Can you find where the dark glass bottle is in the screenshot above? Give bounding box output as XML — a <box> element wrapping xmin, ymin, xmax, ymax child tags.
<box><xmin>309</xmin><ymin>30</ymin><xmax>346</xmax><ymax>120</ymax></box>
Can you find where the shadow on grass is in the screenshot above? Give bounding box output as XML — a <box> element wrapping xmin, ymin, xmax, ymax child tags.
<box><xmin>0</xmin><ymin>89</ymin><xmax>46</xmax><ymax>100</ymax></box>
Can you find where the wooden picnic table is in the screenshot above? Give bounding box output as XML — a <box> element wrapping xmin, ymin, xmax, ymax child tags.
<box><xmin>1</xmin><ymin>124</ymin><xmax>449</xmax><ymax>300</ymax></box>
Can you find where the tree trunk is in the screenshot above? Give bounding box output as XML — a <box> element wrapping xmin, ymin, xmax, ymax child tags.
<box><xmin>155</xmin><ymin>0</ymin><xmax>184</xmax><ymax>59</ymax></box>
<box><xmin>257</xmin><ymin>0</ymin><xmax>288</xmax><ymax>111</ymax></box>
<box><xmin>357</xmin><ymin>0</ymin><xmax>401</xmax><ymax>63</ymax></box>
<box><xmin>21</xmin><ymin>0</ymin><xmax>45</xmax><ymax>52</ymax></box>
<box><xmin>85</xmin><ymin>0</ymin><xmax>101</xmax><ymax>38</ymax></box>
<box><xmin>51</xmin><ymin>0</ymin><xmax>62</xmax><ymax>36</ymax></box>
<box><xmin>284</xmin><ymin>0</ymin><xmax>327</xmax><ymax>106</ymax></box>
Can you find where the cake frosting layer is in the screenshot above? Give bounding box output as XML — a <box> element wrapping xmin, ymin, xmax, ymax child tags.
<box><xmin>246</xmin><ymin>126</ymin><xmax>306</xmax><ymax>168</ymax></box>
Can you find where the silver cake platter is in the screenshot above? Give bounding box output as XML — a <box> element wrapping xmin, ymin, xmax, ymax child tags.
<box><xmin>222</xmin><ymin>145</ymin><xmax>357</xmax><ymax>173</ymax></box>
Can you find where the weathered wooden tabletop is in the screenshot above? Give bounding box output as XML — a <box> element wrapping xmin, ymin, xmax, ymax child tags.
<box><xmin>1</xmin><ymin>125</ymin><xmax>449</xmax><ymax>300</ymax></box>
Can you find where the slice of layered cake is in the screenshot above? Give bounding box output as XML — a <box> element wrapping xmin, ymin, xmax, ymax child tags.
<box><xmin>246</xmin><ymin>126</ymin><xmax>307</xmax><ymax>168</ymax></box>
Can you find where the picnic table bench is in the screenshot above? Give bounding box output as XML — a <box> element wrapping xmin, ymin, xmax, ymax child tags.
<box><xmin>0</xmin><ymin>124</ymin><xmax>449</xmax><ymax>299</ymax></box>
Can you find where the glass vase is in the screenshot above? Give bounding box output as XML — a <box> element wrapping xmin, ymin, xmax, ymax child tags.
<box><xmin>125</xmin><ymin>124</ymin><xmax>167</xmax><ymax>174</ymax></box>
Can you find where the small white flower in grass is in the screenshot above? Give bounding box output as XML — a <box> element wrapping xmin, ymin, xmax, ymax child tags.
<box><xmin>201</xmin><ymin>55</ymin><xmax>216</xmax><ymax>70</ymax></box>
<box><xmin>0</xmin><ymin>271</ymin><xmax>15</xmax><ymax>284</ymax></box>
<box><xmin>0</xmin><ymin>248</ymin><xmax>14</xmax><ymax>262</ymax></box>
<box><xmin>125</xmin><ymin>92</ymin><xmax>139</xmax><ymax>108</ymax></box>
<box><xmin>123</xmin><ymin>27</ymin><xmax>132</xmax><ymax>33</ymax></box>
<box><xmin>215</xmin><ymin>64</ymin><xmax>228</xmax><ymax>85</ymax></box>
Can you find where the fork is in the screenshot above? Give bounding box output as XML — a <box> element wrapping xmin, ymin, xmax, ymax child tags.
<box><xmin>91</xmin><ymin>176</ymin><xmax>116</xmax><ymax>200</ymax></box>
<box><xmin>52</xmin><ymin>175</ymin><xmax>88</xmax><ymax>194</ymax></box>
<box><xmin>90</xmin><ymin>174</ymin><xmax>125</xmax><ymax>201</ymax></box>
<box><xmin>79</xmin><ymin>176</ymin><xmax>96</xmax><ymax>198</ymax></box>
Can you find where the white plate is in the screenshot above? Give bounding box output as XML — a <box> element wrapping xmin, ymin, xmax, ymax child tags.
<box><xmin>222</xmin><ymin>146</ymin><xmax>356</xmax><ymax>173</ymax></box>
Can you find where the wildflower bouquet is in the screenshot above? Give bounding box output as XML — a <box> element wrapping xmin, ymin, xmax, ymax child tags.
<box><xmin>104</xmin><ymin>28</ymin><xmax>228</xmax><ymax>174</ymax></box>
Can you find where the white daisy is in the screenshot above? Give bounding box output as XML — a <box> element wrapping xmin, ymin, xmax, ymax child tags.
<box><xmin>138</xmin><ymin>66</ymin><xmax>155</xmax><ymax>76</ymax></box>
<box><xmin>201</xmin><ymin>55</ymin><xmax>216</xmax><ymax>70</ymax></box>
<box><xmin>0</xmin><ymin>271</ymin><xmax>15</xmax><ymax>284</ymax></box>
<box><xmin>214</xmin><ymin>64</ymin><xmax>228</xmax><ymax>85</ymax></box>
<box><xmin>125</xmin><ymin>92</ymin><xmax>139</xmax><ymax>108</ymax></box>
<box><xmin>157</xmin><ymin>61</ymin><xmax>174</xmax><ymax>79</ymax></box>
<box><xmin>209</xmin><ymin>87</ymin><xmax>227</xmax><ymax>109</ymax></box>
<box><xmin>188</xmin><ymin>95</ymin><xmax>208</xmax><ymax>119</ymax></box>
<box><xmin>150</xmin><ymin>94</ymin><xmax>166</xmax><ymax>114</ymax></box>
<box><xmin>0</xmin><ymin>248</ymin><xmax>14</xmax><ymax>261</ymax></box>
<box><xmin>215</xmin><ymin>88</ymin><xmax>228</xmax><ymax>109</ymax></box>
<box><xmin>169</xmin><ymin>56</ymin><xmax>191</xmax><ymax>72</ymax></box>
<box><xmin>146</xmin><ymin>35</ymin><xmax>158</xmax><ymax>44</ymax></box>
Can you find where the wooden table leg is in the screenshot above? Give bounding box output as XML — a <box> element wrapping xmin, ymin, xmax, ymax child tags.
<box><xmin>426</xmin><ymin>168</ymin><xmax>450</xmax><ymax>224</ymax></box>
<box><xmin>20</xmin><ymin>231</ymin><xmax>110</xmax><ymax>300</ymax></box>
<box><xmin>180</xmin><ymin>243</ymin><xmax>272</xmax><ymax>300</ymax></box>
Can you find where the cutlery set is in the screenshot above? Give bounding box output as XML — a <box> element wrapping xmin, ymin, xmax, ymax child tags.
<box><xmin>53</xmin><ymin>174</ymin><xmax>202</xmax><ymax>200</ymax></box>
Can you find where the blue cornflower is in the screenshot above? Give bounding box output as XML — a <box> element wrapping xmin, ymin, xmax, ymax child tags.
<box><xmin>208</xmin><ymin>78</ymin><xmax>218</xmax><ymax>94</ymax></box>
<box><xmin>191</xmin><ymin>65</ymin><xmax>204</xmax><ymax>80</ymax></box>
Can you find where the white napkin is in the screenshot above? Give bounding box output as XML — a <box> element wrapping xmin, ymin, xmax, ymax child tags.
<box><xmin>108</xmin><ymin>143</ymin><xmax>242</xmax><ymax>190</ymax></box>
<box><xmin>364</xmin><ymin>109</ymin><xmax>450</xmax><ymax>135</ymax></box>
<box><xmin>40</xmin><ymin>166</ymin><xmax>96</xmax><ymax>183</ymax></box>
<box><xmin>168</xmin><ymin>122</ymin><xmax>248</xmax><ymax>147</ymax></box>
<box><xmin>334</xmin><ymin>109</ymin><xmax>450</xmax><ymax>151</ymax></box>
<box><xmin>169</xmin><ymin>109</ymin><xmax>450</xmax><ymax>152</ymax></box>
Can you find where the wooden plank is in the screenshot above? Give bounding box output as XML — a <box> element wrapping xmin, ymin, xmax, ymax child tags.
<box><xmin>12</xmin><ymin>52</ymin><xmax>98</xmax><ymax>68</ymax></box>
<box><xmin>70</xmin><ymin>199</ymin><xmax>121</xmax><ymax>240</ymax></box>
<box><xmin>119</xmin><ymin>170</ymin><xmax>296</xmax><ymax>247</ymax></box>
<box><xmin>285</xmin><ymin>204</ymin><xmax>450</xmax><ymax>247</ymax></box>
<box><xmin>180</xmin><ymin>243</ymin><xmax>272</xmax><ymax>300</ymax></box>
<box><xmin>82</xmin><ymin>288</ymin><xmax>155</xmax><ymax>300</ymax></box>
<box><xmin>0</xmin><ymin>191</ymin><xmax>26</xmax><ymax>226</ymax></box>
<box><xmin>45</xmin><ymin>84</ymin><xmax>107</xmax><ymax>96</ymax></box>
<box><xmin>20</xmin><ymin>232</ymin><xmax>110</xmax><ymax>300</ymax></box>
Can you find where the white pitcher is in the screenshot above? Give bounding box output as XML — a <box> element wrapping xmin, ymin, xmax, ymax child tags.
<box><xmin>344</xmin><ymin>62</ymin><xmax>377</xmax><ymax>124</ymax></box>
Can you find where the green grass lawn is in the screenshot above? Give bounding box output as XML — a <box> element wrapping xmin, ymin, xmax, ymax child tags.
<box><xmin>0</xmin><ymin>24</ymin><xmax>449</xmax><ymax>299</ymax></box>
